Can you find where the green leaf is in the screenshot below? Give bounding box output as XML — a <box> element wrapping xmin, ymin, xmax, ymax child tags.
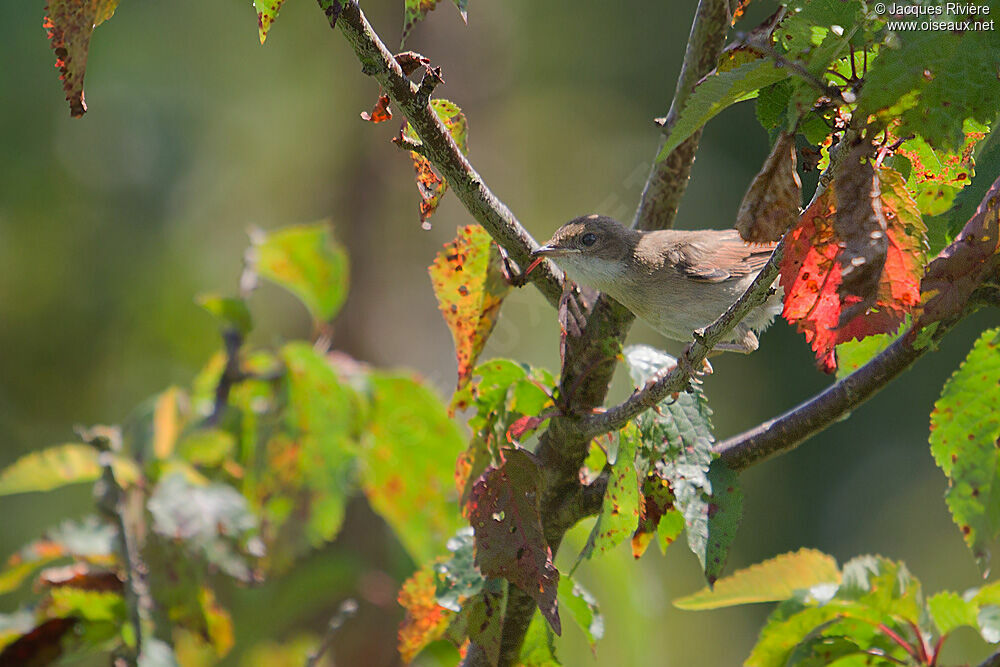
<box><xmin>557</xmin><ymin>576</ymin><xmax>603</xmax><ymax>650</ymax></box>
<box><xmin>176</xmin><ymin>429</ymin><xmax>236</xmax><ymax>468</ymax></box>
<box><xmin>196</xmin><ymin>294</ymin><xmax>252</xmax><ymax>336</ymax></box>
<box><xmin>837</xmin><ymin>555</ymin><xmax>923</xmax><ymax>624</ymax></box>
<box><xmin>254</xmin><ymin>222</ymin><xmax>349</xmax><ymax>323</ymax></box>
<box><xmin>927</xmin><ymin>591</ymin><xmax>978</xmax><ymax>636</ymax></box>
<box><xmin>623</xmin><ymin>345</ymin><xmax>737</xmax><ymax>583</ymax></box>
<box><xmin>578</xmin><ymin>424</ymin><xmax>641</xmax><ymax>562</ymax></box>
<box><xmin>856</xmin><ymin>30</ymin><xmax>1000</xmax><ymax>151</ymax></box>
<box><xmin>656</xmin><ymin>58</ymin><xmax>791</xmax><ymax>162</ymax></box>
<box><xmin>363</xmin><ymin>372</ymin><xmax>465</xmax><ymax>565</ymax></box>
<box><xmin>674</xmin><ymin>549</ymin><xmax>840</xmax><ymax>610</ymax></box>
<box><xmin>138</xmin><ymin>638</ymin><xmax>180</xmax><ymax>667</ymax></box>
<box><xmin>929</xmin><ymin>328</ymin><xmax>1000</xmax><ymax>572</ymax></box>
<box><xmin>519</xmin><ymin>612</ymin><xmax>560</xmax><ymax>667</ymax></box>
<box><xmin>979</xmin><ymin>604</ymin><xmax>1000</xmax><ymax>643</ymax></box>
<box><xmin>46</xmin><ymin>588</ymin><xmax>125</xmax><ymax>623</ymax></box>
<box><xmin>835</xmin><ymin>321</ymin><xmax>906</xmax><ymax>380</ymax></box>
<box><xmin>0</xmin><ymin>443</ymin><xmax>140</xmax><ymax>496</ymax></box>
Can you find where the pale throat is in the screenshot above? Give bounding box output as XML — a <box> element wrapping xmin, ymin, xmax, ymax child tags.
<box><xmin>558</xmin><ymin>253</ymin><xmax>628</xmax><ymax>294</ymax></box>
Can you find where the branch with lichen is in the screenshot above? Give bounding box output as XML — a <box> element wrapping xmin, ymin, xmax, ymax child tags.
<box><xmin>326</xmin><ymin>0</ymin><xmax>565</xmax><ymax>308</ymax></box>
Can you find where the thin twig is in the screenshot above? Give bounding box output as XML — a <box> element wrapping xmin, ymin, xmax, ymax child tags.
<box><xmin>82</xmin><ymin>426</ymin><xmax>152</xmax><ymax>664</ymax></box>
<box><xmin>305</xmin><ymin>599</ymin><xmax>359</xmax><ymax>667</ymax></box>
<box><xmin>328</xmin><ymin>0</ymin><xmax>564</xmax><ymax>307</ymax></box>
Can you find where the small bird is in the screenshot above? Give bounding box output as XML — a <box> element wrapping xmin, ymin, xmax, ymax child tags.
<box><xmin>531</xmin><ymin>215</ymin><xmax>782</xmax><ymax>353</ymax></box>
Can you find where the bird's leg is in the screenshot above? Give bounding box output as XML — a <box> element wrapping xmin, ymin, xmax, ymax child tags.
<box><xmin>711</xmin><ymin>328</ymin><xmax>759</xmax><ymax>354</ymax></box>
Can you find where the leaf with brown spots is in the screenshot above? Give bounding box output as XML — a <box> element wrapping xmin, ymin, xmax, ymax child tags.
<box><xmin>892</xmin><ymin>121</ymin><xmax>987</xmax><ymax>218</ymax></box>
<box><xmin>404</xmin><ymin>99</ymin><xmax>468</xmax><ymax>228</ymax></box>
<box><xmin>919</xmin><ymin>175</ymin><xmax>1000</xmax><ymax>329</ymax></box>
<box><xmin>254</xmin><ymin>0</ymin><xmax>285</xmax><ymax>44</ymax></box>
<box><xmin>430</xmin><ymin>225</ymin><xmax>511</xmax><ymax>393</ymax></box>
<box><xmin>468</xmin><ymin>448</ymin><xmax>561</xmax><ymax>635</ymax></box>
<box><xmin>631</xmin><ymin>477</ymin><xmax>680</xmax><ymax>560</ymax></box>
<box><xmin>43</xmin><ymin>0</ymin><xmax>119</xmax><ymax>117</ymax></box>
<box><xmin>577</xmin><ymin>423</ymin><xmax>641</xmax><ymax>563</ymax></box>
<box><xmin>736</xmin><ymin>131</ymin><xmax>802</xmax><ymax>243</ymax></box>
<box><xmin>930</xmin><ymin>327</ymin><xmax>1000</xmax><ymax>574</ymax></box>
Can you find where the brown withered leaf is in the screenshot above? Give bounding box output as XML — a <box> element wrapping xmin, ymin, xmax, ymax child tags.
<box><xmin>44</xmin><ymin>0</ymin><xmax>120</xmax><ymax>117</ymax></box>
<box><xmin>395</xmin><ymin>51</ymin><xmax>432</xmax><ymax>77</ymax></box>
<box><xmin>834</xmin><ymin>139</ymin><xmax>888</xmax><ymax>324</ymax></box>
<box><xmin>737</xmin><ymin>131</ymin><xmax>802</xmax><ymax>243</ymax></box>
<box><xmin>360</xmin><ymin>92</ymin><xmax>392</xmax><ymax>123</ymax></box>
<box><xmin>919</xmin><ymin>175</ymin><xmax>1000</xmax><ymax>327</ymax></box>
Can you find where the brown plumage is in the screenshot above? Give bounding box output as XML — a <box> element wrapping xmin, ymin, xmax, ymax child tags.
<box><xmin>533</xmin><ymin>215</ymin><xmax>782</xmax><ymax>352</ymax></box>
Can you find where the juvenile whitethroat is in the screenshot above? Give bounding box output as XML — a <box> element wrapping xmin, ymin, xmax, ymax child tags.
<box><xmin>531</xmin><ymin>215</ymin><xmax>782</xmax><ymax>353</ymax></box>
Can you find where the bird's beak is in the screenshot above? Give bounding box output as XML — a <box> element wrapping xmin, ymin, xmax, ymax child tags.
<box><xmin>531</xmin><ymin>244</ymin><xmax>560</xmax><ymax>257</ymax></box>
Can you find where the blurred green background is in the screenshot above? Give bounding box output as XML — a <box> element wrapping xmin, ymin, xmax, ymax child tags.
<box><xmin>2</xmin><ymin>0</ymin><xmax>998</xmax><ymax>664</ymax></box>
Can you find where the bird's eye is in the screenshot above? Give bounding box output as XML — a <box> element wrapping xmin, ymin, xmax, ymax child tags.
<box><xmin>581</xmin><ymin>232</ymin><xmax>597</xmax><ymax>246</ymax></box>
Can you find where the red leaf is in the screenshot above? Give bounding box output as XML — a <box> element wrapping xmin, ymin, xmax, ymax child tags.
<box><xmin>361</xmin><ymin>93</ymin><xmax>392</xmax><ymax>123</ymax></box>
<box><xmin>920</xmin><ymin>175</ymin><xmax>1000</xmax><ymax>327</ymax></box>
<box><xmin>43</xmin><ymin>0</ymin><xmax>119</xmax><ymax>117</ymax></box>
<box><xmin>468</xmin><ymin>448</ymin><xmax>561</xmax><ymax>635</ymax></box>
<box><xmin>780</xmin><ymin>168</ymin><xmax>925</xmax><ymax>372</ymax></box>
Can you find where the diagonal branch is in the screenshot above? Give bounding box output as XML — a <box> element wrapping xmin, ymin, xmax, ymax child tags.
<box><xmin>328</xmin><ymin>0</ymin><xmax>564</xmax><ymax>307</ymax></box>
<box><xmin>715</xmin><ymin>313</ymin><xmax>961</xmax><ymax>471</ymax></box>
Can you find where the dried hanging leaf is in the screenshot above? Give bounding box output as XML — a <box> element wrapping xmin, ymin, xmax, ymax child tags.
<box><xmin>401</xmin><ymin>0</ymin><xmax>468</xmax><ymax>46</ymax></box>
<box><xmin>403</xmin><ymin>99</ymin><xmax>468</xmax><ymax>228</ymax></box>
<box><xmin>429</xmin><ymin>225</ymin><xmax>510</xmax><ymax>392</ymax></box>
<box><xmin>834</xmin><ymin>140</ymin><xmax>888</xmax><ymax>324</ymax></box>
<box><xmin>43</xmin><ymin>0</ymin><xmax>120</xmax><ymax>117</ymax></box>
<box><xmin>920</xmin><ymin>175</ymin><xmax>1000</xmax><ymax>328</ymax></box>
<box><xmin>737</xmin><ymin>131</ymin><xmax>802</xmax><ymax>242</ymax></box>
<box><xmin>361</xmin><ymin>93</ymin><xmax>392</xmax><ymax>123</ymax></box>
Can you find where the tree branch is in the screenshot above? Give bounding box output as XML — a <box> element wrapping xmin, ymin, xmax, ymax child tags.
<box><xmin>328</xmin><ymin>0</ymin><xmax>564</xmax><ymax>307</ymax></box>
<box><xmin>633</xmin><ymin>0</ymin><xmax>736</xmax><ymax>232</ymax></box>
<box><xmin>715</xmin><ymin>314</ymin><xmax>960</xmax><ymax>471</ymax></box>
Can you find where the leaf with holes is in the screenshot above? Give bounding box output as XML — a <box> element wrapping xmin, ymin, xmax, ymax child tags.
<box><xmin>894</xmin><ymin>121</ymin><xmax>988</xmax><ymax>218</ymax></box>
<box><xmin>43</xmin><ymin>0</ymin><xmax>119</xmax><ymax>117</ymax></box>
<box><xmin>930</xmin><ymin>327</ymin><xmax>1000</xmax><ymax>573</ymax></box>
<box><xmin>404</xmin><ymin>100</ymin><xmax>468</xmax><ymax>227</ymax></box>
<box><xmin>469</xmin><ymin>448</ymin><xmax>560</xmax><ymax>635</ymax></box>
<box><xmin>430</xmin><ymin>226</ymin><xmax>511</xmax><ymax>393</ymax></box>
<box><xmin>674</xmin><ymin>549</ymin><xmax>841</xmax><ymax>610</ymax></box>
<box><xmin>253</xmin><ymin>222</ymin><xmax>349</xmax><ymax>323</ymax></box>
<box><xmin>920</xmin><ymin>175</ymin><xmax>1000</xmax><ymax>329</ymax></box>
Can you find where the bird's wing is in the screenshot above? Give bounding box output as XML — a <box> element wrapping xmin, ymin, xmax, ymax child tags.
<box><xmin>673</xmin><ymin>230</ymin><xmax>777</xmax><ymax>284</ymax></box>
